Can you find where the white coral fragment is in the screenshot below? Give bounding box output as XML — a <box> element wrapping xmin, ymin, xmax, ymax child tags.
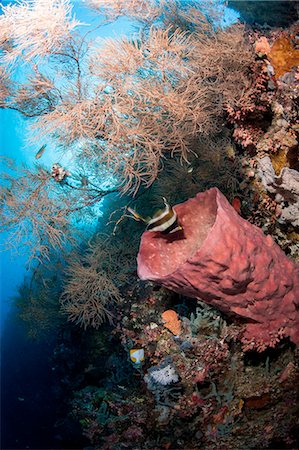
<box><xmin>150</xmin><ymin>364</ymin><xmax>179</xmax><ymax>386</ymax></box>
<box><xmin>257</xmin><ymin>156</ymin><xmax>299</xmax><ymax>226</ymax></box>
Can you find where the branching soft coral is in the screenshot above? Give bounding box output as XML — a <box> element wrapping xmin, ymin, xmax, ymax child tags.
<box><xmin>60</xmin><ymin>241</ymin><xmax>123</xmax><ymax>329</ymax></box>
<box><xmin>1</xmin><ymin>1</ymin><xmax>258</xmax><ymax>195</ymax></box>
<box><xmin>0</xmin><ymin>160</ymin><xmax>72</xmax><ymax>263</ymax></box>
<box><xmin>0</xmin><ymin>0</ymin><xmax>80</xmax><ymax>64</ymax></box>
<box><xmin>93</xmin><ymin>27</ymin><xmax>192</xmax><ymax>81</ymax></box>
<box><xmin>10</xmin><ymin>70</ymin><xmax>60</xmax><ymax>117</ymax></box>
<box><xmin>0</xmin><ymin>67</ymin><xmax>11</xmax><ymax>106</ymax></box>
<box><xmin>15</xmin><ymin>277</ymin><xmax>64</xmax><ymax>340</ymax></box>
<box><xmin>150</xmin><ymin>133</ymin><xmax>240</xmax><ymax>206</ymax></box>
<box><xmin>87</xmin><ymin>0</ymin><xmax>161</xmax><ymax>22</ymax></box>
<box><xmin>60</xmin><ymin>228</ymin><xmax>138</xmax><ymax>330</ymax></box>
<box><xmin>186</xmin><ymin>24</ymin><xmax>256</xmax><ymax>122</ymax></box>
<box><xmin>0</xmin><ymin>158</ymin><xmax>116</xmax><ymax>263</ymax></box>
<box><xmin>85</xmin><ymin>24</ymin><xmax>252</xmax><ymax>192</ymax></box>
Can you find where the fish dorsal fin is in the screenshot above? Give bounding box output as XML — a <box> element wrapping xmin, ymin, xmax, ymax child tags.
<box><xmin>162</xmin><ymin>197</ymin><xmax>170</xmax><ymax>208</ymax></box>
<box><xmin>152</xmin><ymin>208</ymin><xmax>164</xmax><ymax>219</ymax></box>
<box><xmin>152</xmin><ymin>197</ymin><xmax>171</xmax><ymax>218</ymax></box>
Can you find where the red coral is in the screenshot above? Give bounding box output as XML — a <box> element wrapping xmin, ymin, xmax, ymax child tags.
<box><xmin>241</xmin><ymin>327</ymin><xmax>286</xmax><ymax>352</ymax></box>
<box><xmin>233</xmin><ymin>124</ymin><xmax>263</xmax><ymax>148</ymax></box>
<box><xmin>225</xmin><ymin>57</ymin><xmax>273</xmax><ymax>151</ymax></box>
<box><xmin>123</xmin><ymin>425</ymin><xmax>143</xmax><ymax>441</ymax></box>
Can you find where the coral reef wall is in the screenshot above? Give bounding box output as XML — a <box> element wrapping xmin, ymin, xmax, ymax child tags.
<box><xmin>138</xmin><ymin>188</ymin><xmax>299</xmax><ymax>351</ymax></box>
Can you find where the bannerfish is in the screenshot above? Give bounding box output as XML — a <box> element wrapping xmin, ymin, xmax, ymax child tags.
<box><xmin>35</xmin><ymin>144</ymin><xmax>47</xmax><ymax>159</ymax></box>
<box><xmin>127</xmin><ymin>197</ymin><xmax>183</xmax><ymax>234</ymax></box>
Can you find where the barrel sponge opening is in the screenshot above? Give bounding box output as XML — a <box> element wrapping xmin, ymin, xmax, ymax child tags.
<box><xmin>137</xmin><ymin>188</ymin><xmax>218</xmax><ymax>279</ymax></box>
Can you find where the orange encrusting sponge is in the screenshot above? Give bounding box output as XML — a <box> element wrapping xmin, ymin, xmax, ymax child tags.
<box><xmin>161</xmin><ymin>310</ymin><xmax>181</xmax><ymax>336</ymax></box>
<box><xmin>269</xmin><ymin>36</ymin><xmax>299</xmax><ymax>79</ymax></box>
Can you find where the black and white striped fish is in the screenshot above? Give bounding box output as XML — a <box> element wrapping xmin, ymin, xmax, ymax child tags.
<box><xmin>127</xmin><ymin>197</ymin><xmax>183</xmax><ymax>234</ymax></box>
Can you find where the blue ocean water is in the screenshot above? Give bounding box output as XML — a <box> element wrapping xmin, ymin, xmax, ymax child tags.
<box><xmin>0</xmin><ymin>4</ymin><xmax>136</xmax><ymax>448</ymax></box>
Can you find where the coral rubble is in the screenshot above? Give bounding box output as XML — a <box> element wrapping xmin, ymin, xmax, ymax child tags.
<box><xmin>69</xmin><ymin>283</ymin><xmax>299</xmax><ymax>449</ymax></box>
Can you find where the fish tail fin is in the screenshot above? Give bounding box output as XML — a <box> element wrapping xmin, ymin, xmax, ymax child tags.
<box><xmin>127</xmin><ymin>207</ymin><xmax>147</xmax><ymax>223</ymax></box>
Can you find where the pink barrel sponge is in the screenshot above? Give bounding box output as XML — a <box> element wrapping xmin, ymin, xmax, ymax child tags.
<box><xmin>137</xmin><ymin>188</ymin><xmax>299</xmax><ymax>351</ymax></box>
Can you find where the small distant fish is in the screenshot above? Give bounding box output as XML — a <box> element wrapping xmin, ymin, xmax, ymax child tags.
<box><xmin>84</xmin><ymin>364</ymin><xmax>95</xmax><ymax>373</ymax></box>
<box><xmin>18</xmin><ymin>397</ymin><xmax>25</xmax><ymax>402</ymax></box>
<box><xmin>35</xmin><ymin>144</ymin><xmax>47</xmax><ymax>160</ymax></box>
<box><xmin>130</xmin><ymin>349</ymin><xmax>145</xmax><ymax>365</ymax></box>
<box><xmin>232</xmin><ymin>196</ymin><xmax>242</xmax><ymax>215</ymax></box>
<box><xmin>127</xmin><ymin>197</ymin><xmax>183</xmax><ymax>234</ymax></box>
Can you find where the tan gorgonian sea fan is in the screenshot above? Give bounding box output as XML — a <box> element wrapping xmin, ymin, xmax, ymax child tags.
<box><xmin>31</xmin><ymin>99</ymin><xmax>97</xmax><ymax>145</ymax></box>
<box><xmin>11</xmin><ymin>71</ymin><xmax>59</xmax><ymax>117</ymax></box>
<box><xmin>87</xmin><ymin>0</ymin><xmax>162</xmax><ymax>22</ymax></box>
<box><xmin>60</xmin><ymin>257</ymin><xmax>121</xmax><ymax>329</ymax></box>
<box><xmin>0</xmin><ymin>0</ymin><xmax>81</xmax><ymax>64</ymax></box>
<box><xmin>15</xmin><ymin>281</ymin><xmax>63</xmax><ymax>340</ymax></box>
<box><xmin>0</xmin><ymin>161</ymin><xmax>74</xmax><ymax>264</ymax></box>
<box><xmin>186</xmin><ymin>23</ymin><xmax>256</xmax><ymax>116</ymax></box>
<box><xmin>0</xmin><ymin>67</ymin><xmax>11</xmax><ymax>106</ymax></box>
<box><xmin>1</xmin><ymin>6</ymin><xmax>255</xmax><ymax>196</ymax></box>
<box><xmin>91</xmin><ymin>27</ymin><xmax>193</xmax><ymax>81</ymax></box>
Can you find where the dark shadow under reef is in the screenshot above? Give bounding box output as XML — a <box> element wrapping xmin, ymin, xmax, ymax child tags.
<box><xmin>0</xmin><ymin>309</ymin><xmax>88</xmax><ymax>450</ymax></box>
